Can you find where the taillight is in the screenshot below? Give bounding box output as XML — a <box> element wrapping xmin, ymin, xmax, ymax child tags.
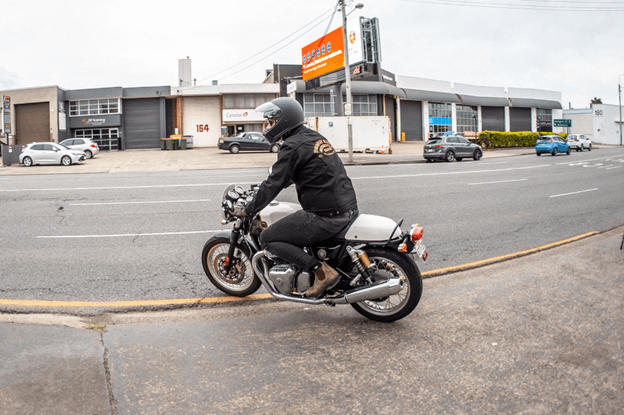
<box><xmin>411</xmin><ymin>225</ymin><xmax>424</xmax><ymax>242</ymax></box>
<box><xmin>435</xmin><ymin>145</ymin><xmax>444</xmax><ymax>148</ymax></box>
<box><xmin>549</xmin><ymin>139</ymin><xmax>554</xmax><ymax>144</ymax></box>
<box><xmin>90</xmin><ymin>144</ymin><xmax>96</xmax><ymax>148</ymax></box>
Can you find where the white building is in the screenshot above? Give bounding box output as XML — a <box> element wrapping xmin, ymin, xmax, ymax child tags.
<box><xmin>563</xmin><ymin>104</ymin><xmax>623</xmax><ymax>145</ymax></box>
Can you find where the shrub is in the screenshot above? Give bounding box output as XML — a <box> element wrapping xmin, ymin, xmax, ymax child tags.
<box><xmin>478</xmin><ymin>131</ymin><xmax>567</xmax><ymax>148</ymax></box>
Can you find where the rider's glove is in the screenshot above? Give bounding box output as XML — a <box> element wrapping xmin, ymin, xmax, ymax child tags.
<box><xmin>230</xmin><ymin>205</ymin><xmax>248</xmax><ymax>218</ymax></box>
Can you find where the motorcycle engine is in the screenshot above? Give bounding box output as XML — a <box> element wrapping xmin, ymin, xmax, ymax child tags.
<box><xmin>268</xmin><ymin>264</ymin><xmax>313</xmax><ymax>294</ymax></box>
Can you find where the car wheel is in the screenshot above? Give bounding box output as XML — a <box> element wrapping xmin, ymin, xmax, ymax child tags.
<box><xmin>23</xmin><ymin>156</ymin><xmax>33</xmax><ymax>167</ymax></box>
<box><xmin>85</xmin><ymin>150</ymin><xmax>93</xmax><ymax>159</ymax></box>
<box><xmin>588</xmin><ymin>144</ymin><xmax>592</xmax><ymax>151</ymax></box>
<box><xmin>536</xmin><ymin>153</ymin><xmax>541</xmax><ymax>156</ymax></box>
<box><xmin>425</xmin><ymin>159</ymin><xmax>433</xmax><ymax>163</ymax></box>
<box><xmin>456</xmin><ymin>157</ymin><xmax>463</xmax><ymax>162</ymax></box>
<box><xmin>551</xmin><ymin>148</ymin><xmax>558</xmax><ymax>156</ymax></box>
<box><xmin>445</xmin><ymin>150</ymin><xmax>455</xmax><ymax>162</ymax></box>
<box><xmin>229</xmin><ymin>145</ymin><xmax>240</xmax><ymax>154</ymax></box>
<box><xmin>473</xmin><ymin>149</ymin><xmax>482</xmax><ymax>161</ymax></box>
<box><xmin>566</xmin><ymin>148</ymin><xmax>571</xmax><ymax>155</ymax></box>
<box><xmin>270</xmin><ymin>144</ymin><xmax>280</xmax><ymax>153</ymax></box>
<box><xmin>61</xmin><ymin>155</ymin><xmax>72</xmax><ymax>166</ymax></box>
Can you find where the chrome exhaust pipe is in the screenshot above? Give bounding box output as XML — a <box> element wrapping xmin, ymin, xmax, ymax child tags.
<box><xmin>251</xmin><ymin>250</ymin><xmax>404</xmax><ymax>305</ymax></box>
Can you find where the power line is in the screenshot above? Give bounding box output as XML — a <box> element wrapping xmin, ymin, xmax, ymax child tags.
<box><xmin>400</xmin><ymin>0</ymin><xmax>624</xmax><ymax>11</ymax></box>
<box><xmin>193</xmin><ymin>6</ymin><xmax>336</xmax><ymax>85</ymax></box>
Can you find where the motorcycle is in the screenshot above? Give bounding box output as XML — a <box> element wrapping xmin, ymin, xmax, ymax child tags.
<box><xmin>201</xmin><ymin>184</ymin><xmax>428</xmax><ymax>322</ymax></box>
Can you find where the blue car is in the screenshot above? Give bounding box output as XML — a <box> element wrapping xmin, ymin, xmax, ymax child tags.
<box><xmin>536</xmin><ymin>135</ymin><xmax>570</xmax><ymax>156</ymax></box>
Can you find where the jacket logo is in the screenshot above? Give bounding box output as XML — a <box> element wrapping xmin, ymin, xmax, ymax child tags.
<box><xmin>314</xmin><ymin>139</ymin><xmax>335</xmax><ymax>157</ymax></box>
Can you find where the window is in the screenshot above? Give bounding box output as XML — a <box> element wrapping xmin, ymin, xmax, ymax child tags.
<box><xmin>537</xmin><ymin>109</ymin><xmax>552</xmax><ymax>132</ymax></box>
<box><xmin>428</xmin><ymin>102</ymin><xmax>452</xmax><ymax>137</ymax></box>
<box><xmin>31</xmin><ymin>144</ymin><xmax>44</xmax><ymax>151</ymax></box>
<box><xmin>223</xmin><ymin>94</ymin><xmax>275</xmax><ymax>109</ymax></box>
<box><xmin>76</xmin><ymin>128</ymin><xmax>119</xmax><ymax>151</ymax></box>
<box><xmin>69</xmin><ymin>98</ymin><xmax>121</xmax><ymax>116</ymax></box>
<box><xmin>303</xmin><ymin>94</ymin><xmax>377</xmax><ymax>117</ymax></box>
<box><xmin>456</xmin><ymin>105</ymin><xmax>478</xmax><ymax>134</ymax></box>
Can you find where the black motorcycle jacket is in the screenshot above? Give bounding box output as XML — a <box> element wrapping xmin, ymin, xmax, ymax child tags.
<box><xmin>244</xmin><ymin>125</ymin><xmax>358</xmax><ymax>217</ymax></box>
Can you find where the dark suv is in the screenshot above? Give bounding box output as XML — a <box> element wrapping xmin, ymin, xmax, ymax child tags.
<box><xmin>424</xmin><ymin>135</ymin><xmax>483</xmax><ymax>162</ymax></box>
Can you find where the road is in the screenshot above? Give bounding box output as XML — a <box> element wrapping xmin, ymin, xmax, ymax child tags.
<box><xmin>1</xmin><ymin>149</ymin><xmax>623</xmax><ymax>307</ymax></box>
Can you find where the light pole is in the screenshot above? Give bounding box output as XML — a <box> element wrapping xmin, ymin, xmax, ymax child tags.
<box><xmin>619</xmin><ymin>74</ymin><xmax>624</xmax><ymax>146</ymax></box>
<box><xmin>340</xmin><ymin>1</ymin><xmax>363</xmax><ymax>162</ymax></box>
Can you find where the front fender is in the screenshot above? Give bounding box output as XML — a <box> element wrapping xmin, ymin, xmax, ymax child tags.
<box><xmin>207</xmin><ymin>230</ymin><xmax>232</xmax><ymax>242</ymax></box>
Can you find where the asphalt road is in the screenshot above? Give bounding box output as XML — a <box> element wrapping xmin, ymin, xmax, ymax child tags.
<box><xmin>1</xmin><ymin>149</ymin><xmax>623</xmax><ymax>307</ymax></box>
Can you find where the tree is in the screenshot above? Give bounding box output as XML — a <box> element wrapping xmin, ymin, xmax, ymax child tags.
<box><xmin>591</xmin><ymin>97</ymin><xmax>603</xmax><ymax>104</ymax></box>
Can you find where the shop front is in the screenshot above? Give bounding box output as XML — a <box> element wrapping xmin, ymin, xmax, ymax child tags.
<box><xmin>68</xmin><ymin>113</ymin><xmax>122</xmax><ymax>151</ymax></box>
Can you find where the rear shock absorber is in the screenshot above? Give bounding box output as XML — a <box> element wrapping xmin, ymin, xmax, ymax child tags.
<box><xmin>346</xmin><ymin>246</ymin><xmax>376</xmax><ymax>284</ymax></box>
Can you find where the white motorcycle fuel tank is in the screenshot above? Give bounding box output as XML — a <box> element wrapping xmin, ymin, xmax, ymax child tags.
<box><xmin>260</xmin><ymin>201</ymin><xmax>401</xmax><ymax>242</ymax></box>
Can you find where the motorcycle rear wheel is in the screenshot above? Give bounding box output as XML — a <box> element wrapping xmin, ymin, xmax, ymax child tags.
<box><xmin>350</xmin><ymin>247</ymin><xmax>423</xmax><ymax>322</ymax></box>
<box><xmin>201</xmin><ymin>237</ymin><xmax>261</xmax><ymax>297</ymax></box>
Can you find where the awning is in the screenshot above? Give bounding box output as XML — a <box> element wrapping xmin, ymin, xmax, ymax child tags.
<box><xmin>348</xmin><ymin>81</ymin><xmax>406</xmax><ymax>98</ymax></box>
<box><xmin>458</xmin><ymin>95</ymin><xmax>509</xmax><ymax>107</ymax></box>
<box><xmin>401</xmin><ymin>88</ymin><xmax>460</xmax><ymax>104</ymax></box>
<box><xmin>510</xmin><ymin>98</ymin><xmax>562</xmax><ymax>109</ymax></box>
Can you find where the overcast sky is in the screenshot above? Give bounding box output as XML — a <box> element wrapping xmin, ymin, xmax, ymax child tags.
<box><xmin>1</xmin><ymin>0</ymin><xmax>622</xmax><ymax>108</ymax></box>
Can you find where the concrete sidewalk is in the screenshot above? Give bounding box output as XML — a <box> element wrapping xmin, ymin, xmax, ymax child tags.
<box><xmin>0</xmin><ymin>141</ymin><xmax>541</xmax><ymax>176</ymax></box>
<box><xmin>2</xmin><ymin>226</ymin><xmax>623</xmax><ymax>414</ymax></box>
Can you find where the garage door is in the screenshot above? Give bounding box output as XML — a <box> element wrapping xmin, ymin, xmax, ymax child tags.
<box><xmin>15</xmin><ymin>102</ymin><xmax>50</xmax><ymax>145</ymax></box>
<box><xmin>400</xmin><ymin>100</ymin><xmax>422</xmax><ymax>141</ymax></box>
<box><xmin>123</xmin><ymin>99</ymin><xmax>161</xmax><ymax>149</ymax></box>
<box><xmin>482</xmin><ymin>106</ymin><xmax>505</xmax><ymax>132</ymax></box>
<box><xmin>510</xmin><ymin>107</ymin><xmax>531</xmax><ymax>131</ymax></box>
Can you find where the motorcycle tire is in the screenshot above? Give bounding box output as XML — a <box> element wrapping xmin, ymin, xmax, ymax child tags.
<box><xmin>350</xmin><ymin>247</ymin><xmax>423</xmax><ymax>322</ymax></box>
<box><xmin>201</xmin><ymin>237</ymin><xmax>262</xmax><ymax>297</ymax></box>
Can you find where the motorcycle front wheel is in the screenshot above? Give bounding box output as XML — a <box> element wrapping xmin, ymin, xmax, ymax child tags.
<box><xmin>350</xmin><ymin>247</ymin><xmax>423</xmax><ymax>322</ymax></box>
<box><xmin>201</xmin><ymin>237</ymin><xmax>261</xmax><ymax>297</ymax></box>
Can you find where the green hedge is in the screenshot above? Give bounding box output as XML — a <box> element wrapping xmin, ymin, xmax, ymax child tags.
<box><xmin>477</xmin><ymin>131</ymin><xmax>568</xmax><ymax>149</ymax></box>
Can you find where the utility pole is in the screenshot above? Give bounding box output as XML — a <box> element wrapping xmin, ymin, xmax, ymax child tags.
<box><xmin>619</xmin><ymin>74</ymin><xmax>623</xmax><ymax>146</ymax></box>
<box><xmin>340</xmin><ymin>0</ymin><xmax>354</xmax><ymax>162</ymax></box>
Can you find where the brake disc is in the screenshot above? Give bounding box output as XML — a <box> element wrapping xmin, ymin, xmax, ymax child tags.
<box><xmin>214</xmin><ymin>253</ymin><xmax>246</xmax><ymax>284</ymax></box>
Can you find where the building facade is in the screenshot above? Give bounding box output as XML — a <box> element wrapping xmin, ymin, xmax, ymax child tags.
<box><xmin>563</xmin><ymin>104</ymin><xmax>623</xmax><ymax>145</ymax></box>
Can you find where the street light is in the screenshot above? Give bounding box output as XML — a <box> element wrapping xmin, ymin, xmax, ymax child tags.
<box><xmin>619</xmin><ymin>74</ymin><xmax>624</xmax><ymax>146</ymax></box>
<box><xmin>340</xmin><ymin>1</ymin><xmax>364</xmax><ymax>163</ymax></box>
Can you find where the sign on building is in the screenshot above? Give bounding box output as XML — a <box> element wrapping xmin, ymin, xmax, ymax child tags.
<box><xmin>553</xmin><ymin>119</ymin><xmax>571</xmax><ymax>127</ymax></box>
<box><xmin>1</xmin><ymin>95</ymin><xmax>11</xmax><ymax>134</ymax></box>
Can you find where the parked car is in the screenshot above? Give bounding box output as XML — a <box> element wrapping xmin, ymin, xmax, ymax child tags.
<box><xmin>218</xmin><ymin>132</ymin><xmax>280</xmax><ymax>154</ymax></box>
<box><xmin>566</xmin><ymin>134</ymin><xmax>592</xmax><ymax>152</ymax></box>
<box><xmin>423</xmin><ymin>135</ymin><xmax>483</xmax><ymax>162</ymax></box>
<box><xmin>536</xmin><ymin>135</ymin><xmax>570</xmax><ymax>156</ymax></box>
<box><xmin>59</xmin><ymin>138</ymin><xmax>100</xmax><ymax>159</ymax></box>
<box><xmin>20</xmin><ymin>142</ymin><xmax>86</xmax><ymax>167</ymax></box>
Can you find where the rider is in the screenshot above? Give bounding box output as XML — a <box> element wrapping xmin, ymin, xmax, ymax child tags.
<box><xmin>230</xmin><ymin>97</ymin><xmax>358</xmax><ymax>298</ymax></box>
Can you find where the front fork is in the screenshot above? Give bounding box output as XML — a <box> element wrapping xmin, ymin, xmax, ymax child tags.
<box><xmin>224</xmin><ymin>219</ymin><xmax>243</xmax><ymax>273</ymax></box>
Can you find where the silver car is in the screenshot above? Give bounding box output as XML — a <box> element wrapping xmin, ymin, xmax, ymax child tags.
<box><xmin>20</xmin><ymin>142</ymin><xmax>86</xmax><ymax>167</ymax></box>
<box><xmin>424</xmin><ymin>135</ymin><xmax>483</xmax><ymax>162</ymax></box>
<box><xmin>59</xmin><ymin>138</ymin><xmax>100</xmax><ymax>159</ymax></box>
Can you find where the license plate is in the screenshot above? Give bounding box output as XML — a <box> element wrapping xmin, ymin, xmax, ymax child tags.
<box><xmin>412</xmin><ymin>241</ymin><xmax>427</xmax><ymax>260</ymax></box>
<box><xmin>425</xmin><ymin>149</ymin><xmax>433</xmax><ymax>152</ymax></box>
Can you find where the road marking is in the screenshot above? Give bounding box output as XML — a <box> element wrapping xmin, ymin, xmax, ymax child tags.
<box><xmin>0</xmin><ymin>182</ymin><xmax>250</xmax><ymax>193</ymax></box>
<box><xmin>550</xmin><ymin>188</ymin><xmax>598</xmax><ymax>198</ymax></box>
<box><xmin>606</xmin><ymin>166</ymin><xmax>622</xmax><ymax>170</ymax></box>
<box><xmin>69</xmin><ymin>199</ymin><xmax>211</xmax><ymax>206</ymax></box>
<box><xmin>37</xmin><ymin>230</ymin><xmax>221</xmax><ymax>239</ymax></box>
<box><xmin>0</xmin><ymin>231</ymin><xmax>599</xmax><ymax>310</ymax></box>
<box><xmin>468</xmin><ymin>178</ymin><xmax>527</xmax><ymax>186</ymax></box>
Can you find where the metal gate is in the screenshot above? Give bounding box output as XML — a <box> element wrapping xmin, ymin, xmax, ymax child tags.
<box><xmin>123</xmin><ymin>99</ymin><xmax>162</xmax><ymax>149</ymax></box>
<box><xmin>400</xmin><ymin>100</ymin><xmax>422</xmax><ymax>141</ymax></box>
<box><xmin>15</xmin><ymin>102</ymin><xmax>50</xmax><ymax>145</ymax></box>
<box><xmin>481</xmin><ymin>106</ymin><xmax>505</xmax><ymax>132</ymax></box>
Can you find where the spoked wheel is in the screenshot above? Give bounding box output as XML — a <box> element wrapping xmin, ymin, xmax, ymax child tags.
<box><xmin>201</xmin><ymin>237</ymin><xmax>261</xmax><ymax>297</ymax></box>
<box><xmin>350</xmin><ymin>247</ymin><xmax>423</xmax><ymax>322</ymax></box>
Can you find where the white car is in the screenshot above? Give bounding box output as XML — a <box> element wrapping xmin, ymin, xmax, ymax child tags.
<box><xmin>59</xmin><ymin>138</ymin><xmax>99</xmax><ymax>159</ymax></box>
<box><xmin>20</xmin><ymin>142</ymin><xmax>86</xmax><ymax>167</ymax></box>
<box><xmin>566</xmin><ymin>134</ymin><xmax>592</xmax><ymax>152</ymax></box>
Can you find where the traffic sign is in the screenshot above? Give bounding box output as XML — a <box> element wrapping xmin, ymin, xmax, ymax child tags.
<box><xmin>553</xmin><ymin>119</ymin><xmax>571</xmax><ymax>127</ymax></box>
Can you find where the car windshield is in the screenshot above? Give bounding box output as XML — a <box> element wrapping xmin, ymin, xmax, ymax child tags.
<box><xmin>235</xmin><ymin>133</ymin><xmax>246</xmax><ymax>138</ymax></box>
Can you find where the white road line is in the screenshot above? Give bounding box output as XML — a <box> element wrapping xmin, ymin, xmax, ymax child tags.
<box><xmin>550</xmin><ymin>188</ymin><xmax>598</xmax><ymax>198</ymax></box>
<box><xmin>0</xmin><ymin>182</ymin><xmax>251</xmax><ymax>193</ymax></box>
<box><xmin>606</xmin><ymin>166</ymin><xmax>622</xmax><ymax>170</ymax></box>
<box><xmin>36</xmin><ymin>230</ymin><xmax>221</xmax><ymax>239</ymax></box>
<box><xmin>468</xmin><ymin>178</ymin><xmax>528</xmax><ymax>186</ymax></box>
<box><xmin>69</xmin><ymin>199</ymin><xmax>211</xmax><ymax>206</ymax></box>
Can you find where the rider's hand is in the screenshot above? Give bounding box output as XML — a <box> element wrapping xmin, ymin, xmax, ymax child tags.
<box><xmin>230</xmin><ymin>205</ymin><xmax>248</xmax><ymax>218</ymax></box>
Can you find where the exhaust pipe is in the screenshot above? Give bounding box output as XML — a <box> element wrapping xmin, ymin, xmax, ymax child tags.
<box><xmin>251</xmin><ymin>251</ymin><xmax>405</xmax><ymax>305</ymax></box>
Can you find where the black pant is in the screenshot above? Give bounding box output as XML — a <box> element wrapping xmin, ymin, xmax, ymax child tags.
<box><xmin>259</xmin><ymin>209</ymin><xmax>358</xmax><ymax>271</ymax></box>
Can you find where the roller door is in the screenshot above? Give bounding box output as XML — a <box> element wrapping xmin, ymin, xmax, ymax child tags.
<box><xmin>15</xmin><ymin>102</ymin><xmax>50</xmax><ymax>145</ymax></box>
<box><xmin>123</xmin><ymin>99</ymin><xmax>161</xmax><ymax>149</ymax></box>
<box><xmin>400</xmin><ymin>100</ymin><xmax>422</xmax><ymax>141</ymax></box>
<box><xmin>510</xmin><ymin>107</ymin><xmax>531</xmax><ymax>131</ymax></box>
<box><xmin>482</xmin><ymin>106</ymin><xmax>505</xmax><ymax>132</ymax></box>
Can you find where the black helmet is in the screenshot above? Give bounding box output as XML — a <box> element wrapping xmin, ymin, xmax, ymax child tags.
<box><xmin>255</xmin><ymin>97</ymin><xmax>305</xmax><ymax>144</ymax></box>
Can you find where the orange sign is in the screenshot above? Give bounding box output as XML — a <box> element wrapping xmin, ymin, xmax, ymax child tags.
<box><xmin>301</xmin><ymin>26</ymin><xmax>345</xmax><ymax>81</ymax></box>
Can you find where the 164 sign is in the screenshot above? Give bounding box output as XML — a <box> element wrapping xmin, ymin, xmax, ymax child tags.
<box><xmin>196</xmin><ymin>124</ymin><xmax>209</xmax><ymax>133</ymax></box>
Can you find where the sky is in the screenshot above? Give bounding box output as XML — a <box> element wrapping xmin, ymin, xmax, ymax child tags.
<box><xmin>1</xmin><ymin>0</ymin><xmax>623</xmax><ymax>109</ymax></box>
